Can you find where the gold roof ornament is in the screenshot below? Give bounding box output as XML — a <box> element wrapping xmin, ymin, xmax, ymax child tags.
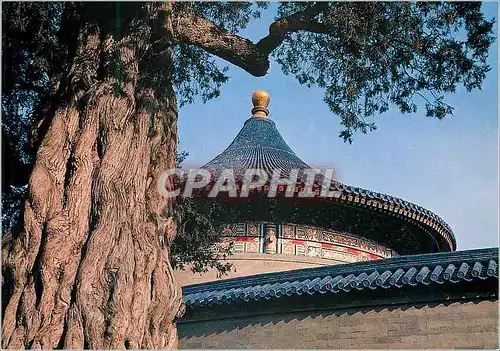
<box><xmin>251</xmin><ymin>90</ymin><xmax>270</xmax><ymax>118</ymax></box>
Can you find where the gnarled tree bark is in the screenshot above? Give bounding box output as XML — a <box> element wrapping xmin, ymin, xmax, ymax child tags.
<box><xmin>2</xmin><ymin>3</ymin><xmax>183</xmax><ymax>349</ymax></box>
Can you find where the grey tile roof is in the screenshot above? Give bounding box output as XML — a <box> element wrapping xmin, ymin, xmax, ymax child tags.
<box><xmin>183</xmin><ymin>248</ymin><xmax>498</xmax><ymax>308</ymax></box>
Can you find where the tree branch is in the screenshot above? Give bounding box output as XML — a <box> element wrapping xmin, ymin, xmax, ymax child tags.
<box><xmin>256</xmin><ymin>3</ymin><xmax>328</xmax><ymax>54</ymax></box>
<box><xmin>172</xmin><ymin>3</ymin><xmax>328</xmax><ymax>77</ymax></box>
<box><xmin>174</xmin><ymin>14</ymin><xmax>270</xmax><ymax>77</ymax></box>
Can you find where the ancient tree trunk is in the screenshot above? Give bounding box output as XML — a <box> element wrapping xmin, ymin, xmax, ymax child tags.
<box><xmin>2</xmin><ymin>4</ymin><xmax>184</xmax><ymax>348</ymax></box>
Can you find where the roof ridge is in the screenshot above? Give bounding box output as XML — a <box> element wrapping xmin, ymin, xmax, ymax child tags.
<box><xmin>183</xmin><ymin>247</ymin><xmax>499</xmax><ymax>308</ymax></box>
<box><xmin>183</xmin><ymin>247</ymin><xmax>498</xmax><ymax>295</ymax></box>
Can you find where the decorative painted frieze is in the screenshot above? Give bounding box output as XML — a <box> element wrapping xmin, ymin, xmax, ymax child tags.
<box><xmin>219</xmin><ymin>221</ymin><xmax>396</xmax><ymax>263</ymax></box>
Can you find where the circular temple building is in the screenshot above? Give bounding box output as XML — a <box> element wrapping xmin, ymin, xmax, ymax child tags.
<box><xmin>174</xmin><ymin>91</ymin><xmax>456</xmax><ymax>286</ymax></box>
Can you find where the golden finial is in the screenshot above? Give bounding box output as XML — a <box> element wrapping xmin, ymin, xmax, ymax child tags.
<box><xmin>251</xmin><ymin>90</ymin><xmax>270</xmax><ymax>118</ymax></box>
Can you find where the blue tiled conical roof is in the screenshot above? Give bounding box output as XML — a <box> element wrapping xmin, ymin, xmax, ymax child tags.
<box><xmin>203</xmin><ymin>116</ymin><xmax>310</xmax><ymax>178</ymax></box>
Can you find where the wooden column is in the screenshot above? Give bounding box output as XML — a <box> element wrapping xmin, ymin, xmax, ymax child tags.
<box><xmin>264</xmin><ymin>223</ymin><xmax>277</xmax><ymax>254</ymax></box>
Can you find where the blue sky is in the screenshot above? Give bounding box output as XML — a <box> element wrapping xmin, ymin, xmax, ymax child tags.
<box><xmin>178</xmin><ymin>3</ymin><xmax>499</xmax><ymax>251</ymax></box>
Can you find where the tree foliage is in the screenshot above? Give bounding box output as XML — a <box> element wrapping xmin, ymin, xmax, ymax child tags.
<box><xmin>273</xmin><ymin>2</ymin><xmax>494</xmax><ymax>141</ymax></box>
<box><xmin>170</xmin><ymin>198</ymin><xmax>233</xmax><ymax>276</ymax></box>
